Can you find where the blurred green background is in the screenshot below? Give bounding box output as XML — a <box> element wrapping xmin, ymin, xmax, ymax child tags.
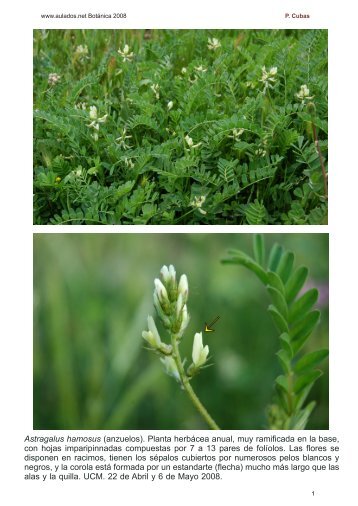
<box><xmin>33</xmin><ymin>233</ymin><xmax>328</xmax><ymax>430</ymax></box>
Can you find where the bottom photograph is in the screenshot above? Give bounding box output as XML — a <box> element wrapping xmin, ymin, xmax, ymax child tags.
<box><xmin>33</xmin><ymin>233</ymin><xmax>328</xmax><ymax>430</ymax></box>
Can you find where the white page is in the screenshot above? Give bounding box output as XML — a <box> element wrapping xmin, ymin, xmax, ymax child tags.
<box><xmin>2</xmin><ymin>1</ymin><xmax>357</xmax><ymax>504</ymax></box>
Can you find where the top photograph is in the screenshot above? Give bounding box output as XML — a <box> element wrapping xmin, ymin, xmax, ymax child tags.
<box><xmin>33</xmin><ymin>29</ymin><xmax>328</xmax><ymax>225</ymax></box>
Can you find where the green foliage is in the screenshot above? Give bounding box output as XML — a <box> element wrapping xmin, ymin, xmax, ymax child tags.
<box><xmin>34</xmin><ymin>29</ymin><xmax>328</xmax><ymax>224</ymax></box>
<box><xmin>222</xmin><ymin>234</ymin><xmax>328</xmax><ymax>429</ymax></box>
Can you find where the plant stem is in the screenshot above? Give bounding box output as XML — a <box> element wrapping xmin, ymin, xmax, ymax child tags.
<box><xmin>312</xmin><ymin>122</ymin><xmax>328</xmax><ymax>199</ymax></box>
<box><xmin>171</xmin><ymin>335</ymin><xmax>220</xmax><ymax>430</ymax></box>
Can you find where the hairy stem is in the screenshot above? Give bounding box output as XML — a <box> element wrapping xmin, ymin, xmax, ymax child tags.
<box><xmin>171</xmin><ymin>335</ymin><xmax>220</xmax><ymax>430</ymax></box>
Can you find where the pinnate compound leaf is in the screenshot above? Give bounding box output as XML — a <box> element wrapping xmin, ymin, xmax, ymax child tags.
<box><xmin>222</xmin><ymin>251</ymin><xmax>268</xmax><ymax>284</ymax></box>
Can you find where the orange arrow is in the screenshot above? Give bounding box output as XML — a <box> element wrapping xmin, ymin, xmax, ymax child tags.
<box><xmin>204</xmin><ymin>316</ymin><xmax>220</xmax><ymax>332</ymax></box>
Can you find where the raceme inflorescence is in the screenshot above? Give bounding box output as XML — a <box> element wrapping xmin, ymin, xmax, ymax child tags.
<box><xmin>142</xmin><ymin>265</ymin><xmax>220</xmax><ymax>429</ymax></box>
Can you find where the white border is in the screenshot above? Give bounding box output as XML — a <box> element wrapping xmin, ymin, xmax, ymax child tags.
<box><xmin>2</xmin><ymin>1</ymin><xmax>357</xmax><ymax>504</ymax></box>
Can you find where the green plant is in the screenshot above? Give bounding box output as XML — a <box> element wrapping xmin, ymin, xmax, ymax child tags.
<box><xmin>143</xmin><ymin>235</ymin><xmax>328</xmax><ymax>429</ymax></box>
<box><xmin>222</xmin><ymin>235</ymin><xmax>328</xmax><ymax>429</ymax></box>
<box><xmin>34</xmin><ymin>29</ymin><xmax>328</xmax><ymax>224</ymax></box>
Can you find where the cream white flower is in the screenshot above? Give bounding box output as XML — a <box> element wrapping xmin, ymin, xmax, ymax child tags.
<box><xmin>255</xmin><ymin>148</ymin><xmax>267</xmax><ymax>157</ymax></box>
<box><xmin>142</xmin><ymin>315</ymin><xmax>162</xmax><ymax>348</ymax></box>
<box><xmin>192</xmin><ymin>332</ymin><xmax>209</xmax><ymax>368</ymax></box>
<box><xmin>150</xmin><ymin>83</ymin><xmax>160</xmax><ymax>99</ymax></box>
<box><xmin>75</xmin><ymin>102</ymin><xmax>87</xmax><ymax>110</ymax></box>
<box><xmin>87</xmin><ymin>106</ymin><xmax>108</xmax><ymax>140</ymax></box>
<box><xmin>185</xmin><ymin>135</ymin><xmax>202</xmax><ymax>150</ymax></box>
<box><xmin>118</xmin><ymin>44</ymin><xmax>134</xmax><ymax>62</ymax></box>
<box><xmin>260</xmin><ymin>66</ymin><xmax>278</xmax><ymax>93</ymax></box>
<box><xmin>153</xmin><ymin>291</ymin><xmax>172</xmax><ymax>327</ymax></box>
<box><xmin>160</xmin><ymin>356</ymin><xmax>180</xmax><ymax>382</ymax></box>
<box><xmin>296</xmin><ymin>84</ymin><xmax>314</xmax><ymax>102</ymax></box>
<box><xmin>88</xmin><ymin>106</ymin><xmax>108</xmax><ymax>124</ymax></box>
<box><xmin>89</xmin><ymin>105</ymin><xmax>98</xmax><ymax>120</ymax></box>
<box><xmin>229</xmin><ymin>128</ymin><xmax>245</xmax><ymax>140</ymax></box>
<box><xmin>178</xmin><ymin>274</ymin><xmax>189</xmax><ymax>301</ymax></box>
<box><xmin>48</xmin><ymin>73</ymin><xmax>61</xmax><ymax>85</ymax></box>
<box><xmin>142</xmin><ymin>316</ymin><xmax>172</xmax><ymax>354</ymax></box>
<box><xmin>124</xmin><ymin>157</ymin><xmax>134</xmax><ymax>168</ymax></box>
<box><xmin>154</xmin><ymin>278</ymin><xmax>169</xmax><ymax>305</ymax></box>
<box><xmin>167</xmin><ymin>101</ymin><xmax>174</xmax><ymax>111</ymax></box>
<box><xmin>190</xmin><ymin>195</ymin><xmax>207</xmax><ymax>215</ymax></box>
<box><xmin>160</xmin><ymin>265</ymin><xmax>176</xmax><ymax>285</ymax></box>
<box><xmin>181</xmin><ymin>67</ymin><xmax>187</xmax><ymax>74</ymax></box>
<box><xmin>194</xmin><ymin>65</ymin><xmax>207</xmax><ymax>73</ymax></box>
<box><xmin>176</xmin><ymin>293</ymin><xmax>185</xmax><ymax>318</ymax></box>
<box><xmin>178</xmin><ymin>304</ymin><xmax>189</xmax><ymax>335</ymax></box>
<box><xmin>147</xmin><ymin>316</ymin><xmax>161</xmax><ymax>343</ymax></box>
<box><xmin>116</xmin><ymin>128</ymin><xmax>132</xmax><ymax>150</ymax></box>
<box><xmin>75</xmin><ymin>44</ymin><xmax>89</xmax><ymax>59</ymax></box>
<box><xmin>207</xmin><ymin>37</ymin><xmax>221</xmax><ymax>51</ymax></box>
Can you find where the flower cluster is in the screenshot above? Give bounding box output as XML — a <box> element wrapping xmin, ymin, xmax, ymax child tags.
<box><xmin>260</xmin><ymin>66</ymin><xmax>277</xmax><ymax>93</ymax></box>
<box><xmin>190</xmin><ymin>195</ymin><xmax>207</xmax><ymax>215</ymax></box>
<box><xmin>118</xmin><ymin>44</ymin><xmax>134</xmax><ymax>62</ymax></box>
<box><xmin>185</xmin><ymin>135</ymin><xmax>202</xmax><ymax>150</ymax></box>
<box><xmin>74</xmin><ymin>102</ymin><xmax>87</xmax><ymax>110</ymax></box>
<box><xmin>228</xmin><ymin>128</ymin><xmax>245</xmax><ymax>141</ymax></box>
<box><xmin>194</xmin><ymin>65</ymin><xmax>207</xmax><ymax>74</ymax></box>
<box><xmin>87</xmin><ymin>106</ymin><xmax>108</xmax><ymax>141</ymax></box>
<box><xmin>207</xmin><ymin>37</ymin><xmax>221</xmax><ymax>51</ymax></box>
<box><xmin>296</xmin><ymin>84</ymin><xmax>314</xmax><ymax>103</ymax></box>
<box><xmin>150</xmin><ymin>83</ymin><xmax>160</xmax><ymax>99</ymax></box>
<box><xmin>75</xmin><ymin>44</ymin><xmax>89</xmax><ymax>63</ymax></box>
<box><xmin>48</xmin><ymin>73</ymin><xmax>61</xmax><ymax>85</ymax></box>
<box><xmin>142</xmin><ymin>266</ymin><xmax>210</xmax><ymax>382</ymax></box>
<box><xmin>115</xmin><ymin>128</ymin><xmax>132</xmax><ymax>150</ymax></box>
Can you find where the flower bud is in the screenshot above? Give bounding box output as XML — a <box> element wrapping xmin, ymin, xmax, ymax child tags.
<box><xmin>160</xmin><ymin>356</ymin><xmax>180</xmax><ymax>382</ymax></box>
<box><xmin>160</xmin><ymin>264</ymin><xmax>176</xmax><ymax>285</ymax></box>
<box><xmin>89</xmin><ymin>105</ymin><xmax>98</xmax><ymax>120</ymax></box>
<box><xmin>142</xmin><ymin>330</ymin><xmax>159</xmax><ymax>348</ymax></box>
<box><xmin>147</xmin><ymin>316</ymin><xmax>161</xmax><ymax>343</ymax></box>
<box><xmin>192</xmin><ymin>332</ymin><xmax>209</xmax><ymax>368</ymax></box>
<box><xmin>176</xmin><ymin>293</ymin><xmax>184</xmax><ymax>318</ymax></box>
<box><xmin>306</xmin><ymin>102</ymin><xmax>316</xmax><ymax>115</ymax></box>
<box><xmin>178</xmin><ymin>304</ymin><xmax>189</xmax><ymax>336</ymax></box>
<box><xmin>142</xmin><ymin>316</ymin><xmax>172</xmax><ymax>354</ymax></box>
<box><xmin>154</xmin><ymin>278</ymin><xmax>170</xmax><ymax>306</ymax></box>
<box><xmin>178</xmin><ymin>274</ymin><xmax>189</xmax><ymax>303</ymax></box>
<box><xmin>153</xmin><ymin>292</ymin><xmax>171</xmax><ymax>326</ymax></box>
